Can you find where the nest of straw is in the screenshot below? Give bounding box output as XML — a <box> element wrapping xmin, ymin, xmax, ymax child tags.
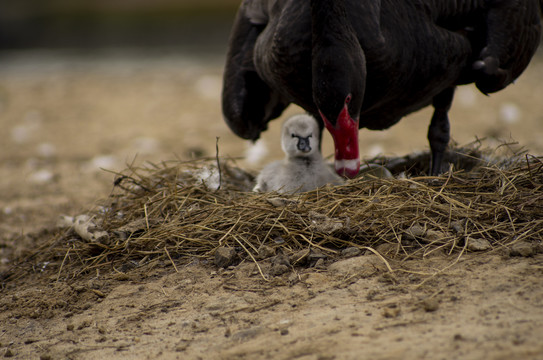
<box><xmin>7</xmin><ymin>143</ymin><xmax>543</xmax><ymax>280</ymax></box>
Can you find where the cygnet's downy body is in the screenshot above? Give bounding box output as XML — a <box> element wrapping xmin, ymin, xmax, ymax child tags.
<box><xmin>253</xmin><ymin>114</ymin><xmax>343</xmax><ymax>194</ymax></box>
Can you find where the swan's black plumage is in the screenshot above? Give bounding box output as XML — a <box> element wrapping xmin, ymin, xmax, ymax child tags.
<box><xmin>222</xmin><ymin>0</ymin><xmax>542</xmax><ymax>176</ymax></box>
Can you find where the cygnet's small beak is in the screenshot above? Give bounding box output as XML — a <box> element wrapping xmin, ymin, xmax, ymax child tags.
<box><xmin>296</xmin><ymin>136</ymin><xmax>312</xmax><ymax>153</ymax></box>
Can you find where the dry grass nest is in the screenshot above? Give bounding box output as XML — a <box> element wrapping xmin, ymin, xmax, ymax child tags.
<box><xmin>6</xmin><ymin>142</ymin><xmax>543</xmax><ymax>281</ymax></box>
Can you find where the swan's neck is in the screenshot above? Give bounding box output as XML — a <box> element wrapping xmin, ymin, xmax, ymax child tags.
<box><xmin>310</xmin><ymin>0</ymin><xmax>350</xmax><ymax>41</ymax></box>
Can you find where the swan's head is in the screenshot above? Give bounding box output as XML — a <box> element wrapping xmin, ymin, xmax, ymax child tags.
<box><xmin>281</xmin><ymin>114</ymin><xmax>320</xmax><ymax>158</ymax></box>
<box><xmin>311</xmin><ymin>25</ymin><xmax>365</xmax><ymax>179</ymax></box>
<box><xmin>312</xmin><ymin>53</ymin><xmax>363</xmax><ymax>178</ymax></box>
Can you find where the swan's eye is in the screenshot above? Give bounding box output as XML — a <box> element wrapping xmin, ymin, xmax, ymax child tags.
<box><xmin>345</xmin><ymin>94</ymin><xmax>352</xmax><ymax>104</ymax></box>
<box><xmin>291</xmin><ymin>134</ymin><xmax>296</xmax><ymax>138</ymax></box>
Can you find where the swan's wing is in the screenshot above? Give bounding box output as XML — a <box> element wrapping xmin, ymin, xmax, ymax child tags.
<box><xmin>222</xmin><ymin>0</ymin><xmax>289</xmax><ymax>141</ymax></box>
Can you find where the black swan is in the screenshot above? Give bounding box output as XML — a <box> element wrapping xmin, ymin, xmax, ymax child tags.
<box><xmin>253</xmin><ymin>114</ymin><xmax>343</xmax><ymax>193</ymax></box>
<box><xmin>222</xmin><ymin>0</ymin><xmax>542</xmax><ymax>177</ymax></box>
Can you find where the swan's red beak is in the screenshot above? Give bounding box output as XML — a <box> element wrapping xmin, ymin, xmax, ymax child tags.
<box><xmin>321</xmin><ymin>105</ymin><xmax>360</xmax><ymax>178</ymax></box>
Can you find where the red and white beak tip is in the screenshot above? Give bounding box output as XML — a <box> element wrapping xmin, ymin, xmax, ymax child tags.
<box><xmin>335</xmin><ymin>158</ymin><xmax>360</xmax><ymax>178</ymax></box>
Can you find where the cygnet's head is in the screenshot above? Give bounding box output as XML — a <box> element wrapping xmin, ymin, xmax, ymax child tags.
<box><xmin>281</xmin><ymin>114</ymin><xmax>320</xmax><ymax>158</ymax></box>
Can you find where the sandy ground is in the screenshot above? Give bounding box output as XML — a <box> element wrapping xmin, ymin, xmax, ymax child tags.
<box><xmin>1</xmin><ymin>49</ymin><xmax>543</xmax><ymax>359</ymax></box>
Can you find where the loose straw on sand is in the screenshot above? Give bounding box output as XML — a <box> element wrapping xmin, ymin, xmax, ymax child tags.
<box><xmin>8</xmin><ymin>144</ymin><xmax>543</xmax><ymax>281</ymax></box>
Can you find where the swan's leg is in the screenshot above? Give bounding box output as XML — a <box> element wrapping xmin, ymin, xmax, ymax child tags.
<box><xmin>428</xmin><ymin>87</ymin><xmax>455</xmax><ymax>176</ymax></box>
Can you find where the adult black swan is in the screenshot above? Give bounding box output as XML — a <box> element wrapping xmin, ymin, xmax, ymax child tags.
<box><xmin>222</xmin><ymin>0</ymin><xmax>542</xmax><ymax>177</ymax></box>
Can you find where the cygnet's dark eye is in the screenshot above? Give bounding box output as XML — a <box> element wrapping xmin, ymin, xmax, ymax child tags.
<box><xmin>291</xmin><ymin>133</ymin><xmax>296</xmax><ymax>138</ymax></box>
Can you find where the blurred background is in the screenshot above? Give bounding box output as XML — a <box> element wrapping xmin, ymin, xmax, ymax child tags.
<box><xmin>0</xmin><ymin>0</ymin><xmax>247</xmax><ymax>235</ymax></box>
<box><xmin>0</xmin><ymin>0</ymin><xmax>239</xmax><ymax>51</ymax></box>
